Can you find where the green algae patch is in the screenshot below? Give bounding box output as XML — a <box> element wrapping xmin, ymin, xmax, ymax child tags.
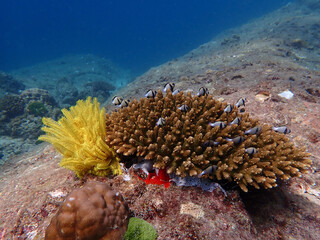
<box><xmin>124</xmin><ymin>217</ymin><xmax>157</xmax><ymax>240</ymax></box>
<box><xmin>27</xmin><ymin>101</ymin><xmax>48</xmax><ymax>116</ymax></box>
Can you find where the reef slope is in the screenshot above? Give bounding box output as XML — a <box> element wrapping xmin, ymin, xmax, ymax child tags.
<box><xmin>1</xmin><ymin>1</ymin><xmax>320</xmax><ymax>239</ymax></box>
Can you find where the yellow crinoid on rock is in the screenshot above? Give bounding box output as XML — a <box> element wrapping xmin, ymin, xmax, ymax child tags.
<box><xmin>39</xmin><ymin>97</ymin><xmax>121</xmax><ymax>177</ymax></box>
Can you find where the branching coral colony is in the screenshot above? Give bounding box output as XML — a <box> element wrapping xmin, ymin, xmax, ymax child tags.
<box><xmin>40</xmin><ymin>85</ymin><xmax>311</xmax><ymax>192</ymax></box>
<box><xmin>106</xmin><ymin>86</ymin><xmax>311</xmax><ymax>192</ymax></box>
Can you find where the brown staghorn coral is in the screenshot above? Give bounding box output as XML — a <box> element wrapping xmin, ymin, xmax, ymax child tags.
<box><xmin>45</xmin><ymin>181</ymin><xmax>130</xmax><ymax>240</ymax></box>
<box><xmin>105</xmin><ymin>90</ymin><xmax>311</xmax><ymax>192</ymax></box>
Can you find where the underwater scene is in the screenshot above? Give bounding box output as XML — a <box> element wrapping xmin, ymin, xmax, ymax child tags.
<box><xmin>0</xmin><ymin>0</ymin><xmax>320</xmax><ymax>239</ymax></box>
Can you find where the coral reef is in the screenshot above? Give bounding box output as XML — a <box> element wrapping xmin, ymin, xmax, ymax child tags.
<box><xmin>55</xmin><ymin>77</ymin><xmax>79</xmax><ymax>106</ymax></box>
<box><xmin>0</xmin><ymin>88</ymin><xmax>60</xmax><ymax>142</ymax></box>
<box><xmin>8</xmin><ymin>54</ymin><xmax>128</xmax><ymax>108</ymax></box>
<box><xmin>45</xmin><ymin>181</ymin><xmax>130</xmax><ymax>240</ymax></box>
<box><xmin>27</xmin><ymin>101</ymin><xmax>48</xmax><ymax>116</ymax></box>
<box><xmin>0</xmin><ymin>88</ymin><xmax>57</xmax><ymax>123</ymax></box>
<box><xmin>105</xmin><ymin>90</ymin><xmax>311</xmax><ymax>191</ymax></box>
<box><xmin>80</xmin><ymin>80</ymin><xmax>116</xmax><ymax>102</ymax></box>
<box><xmin>8</xmin><ymin>115</ymin><xmax>44</xmax><ymax>140</ymax></box>
<box><xmin>0</xmin><ymin>71</ymin><xmax>25</xmax><ymax>96</ymax></box>
<box><xmin>39</xmin><ymin>97</ymin><xmax>121</xmax><ymax>177</ymax></box>
<box><xmin>0</xmin><ymin>94</ymin><xmax>25</xmax><ymax>119</ymax></box>
<box><xmin>0</xmin><ymin>88</ymin><xmax>61</xmax><ymax>163</ymax></box>
<box><xmin>124</xmin><ymin>217</ymin><xmax>157</xmax><ymax>240</ymax></box>
<box><xmin>20</xmin><ymin>88</ymin><xmax>57</xmax><ymax>107</ymax></box>
<box><xmin>55</xmin><ymin>79</ymin><xmax>116</xmax><ymax>107</ymax></box>
<box><xmin>2</xmin><ymin>2</ymin><xmax>320</xmax><ymax>239</ymax></box>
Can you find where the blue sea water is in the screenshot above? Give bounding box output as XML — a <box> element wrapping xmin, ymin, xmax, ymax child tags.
<box><xmin>0</xmin><ymin>0</ymin><xmax>290</xmax><ymax>76</ymax></box>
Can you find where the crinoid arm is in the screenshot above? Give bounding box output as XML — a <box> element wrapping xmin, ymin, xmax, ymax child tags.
<box><xmin>39</xmin><ymin>97</ymin><xmax>121</xmax><ymax>177</ymax></box>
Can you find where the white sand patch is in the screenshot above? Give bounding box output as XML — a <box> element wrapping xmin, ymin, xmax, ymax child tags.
<box><xmin>180</xmin><ymin>202</ymin><xmax>204</xmax><ymax>219</ymax></box>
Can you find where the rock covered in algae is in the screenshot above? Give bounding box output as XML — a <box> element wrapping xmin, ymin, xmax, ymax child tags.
<box><xmin>105</xmin><ymin>89</ymin><xmax>311</xmax><ymax>192</ymax></box>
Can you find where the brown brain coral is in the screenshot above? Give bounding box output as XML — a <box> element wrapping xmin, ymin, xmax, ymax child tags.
<box><xmin>105</xmin><ymin>90</ymin><xmax>311</xmax><ymax>192</ymax></box>
<box><xmin>45</xmin><ymin>181</ymin><xmax>130</xmax><ymax>240</ymax></box>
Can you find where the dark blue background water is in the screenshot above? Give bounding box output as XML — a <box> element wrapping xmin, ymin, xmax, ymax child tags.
<box><xmin>0</xmin><ymin>0</ymin><xmax>290</xmax><ymax>75</ymax></box>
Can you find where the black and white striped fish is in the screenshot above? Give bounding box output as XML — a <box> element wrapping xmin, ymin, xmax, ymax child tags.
<box><xmin>172</xmin><ymin>89</ymin><xmax>181</xmax><ymax>95</ymax></box>
<box><xmin>235</xmin><ymin>98</ymin><xmax>246</xmax><ymax>108</ymax></box>
<box><xmin>226</xmin><ymin>136</ymin><xmax>245</xmax><ymax>144</ymax></box>
<box><xmin>163</xmin><ymin>83</ymin><xmax>175</xmax><ymax>92</ymax></box>
<box><xmin>178</xmin><ymin>105</ymin><xmax>189</xmax><ymax>112</ymax></box>
<box><xmin>224</xmin><ymin>104</ymin><xmax>233</xmax><ymax>113</ymax></box>
<box><xmin>209</xmin><ymin>121</ymin><xmax>226</xmax><ymax>129</ymax></box>
<box><xmin>245</xmin><ymin>147</ymin><xmax>257</xmax><ymax>154</ymax></box>
<box><xmin>198</xmin><ymin>165</ymin><xmax>217</xmax><ymax>177</ymax></box>
<box><xmin>273</xmin><ymin>126</ymin><xmax>291</xmax><ymax>134</ymax></box>
<box><xmin>197</xmin><ymin>87</ymin><xmax>209</xmax><ymax>97</ymax></box>
<box><xmin>156</xmin><ymin>117</ymin><xmax>166</xmax><ymax>126</ymax></box>
<box><xmin>145</xmin><ymin>89</ymin><xmax>157</xmax><ymax>98</ymax></box>
<box><xmin>245</xmin><ymin>126</ymin><xmax>262</xmax><ymax>135</ymax></box>
<box><xmin>112</xmin><ymin>96</ymin><xmax>123</xmax><ymax>106</ymax></box>
<box><xmin>203</xmin><ymin>140</ymin><xmax>219</xmax><ymax>148</ymax></box>
<box><xmin>120</xmin><ymin>99</ymin><xmax>130</xmax><ymax>108</ymax></box>
<box><xmin>230</xmin><ymin>117</ymin><xmax>241</xmax><ymax>126</ymax></box>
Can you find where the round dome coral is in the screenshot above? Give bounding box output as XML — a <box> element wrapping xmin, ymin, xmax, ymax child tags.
<box><xmin>45</xmin><ymin>181</ymin><xmax>130</xmax><ymax>240</ymax></box>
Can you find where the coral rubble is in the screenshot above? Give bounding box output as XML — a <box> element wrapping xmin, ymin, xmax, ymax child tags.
<box><xmin>105</xmin><ymin>90</ymin><xmax>311</xmax><ymax>192</ymax></box>
<box><xmin>45</xmin><ymin>181</ymin><xmax>130</xmax><ymax>240</ymax></box>
<box><xmin>39</xmin><ymin>97</ymin><xmax>121</xmax><ymax>177</ymax></box>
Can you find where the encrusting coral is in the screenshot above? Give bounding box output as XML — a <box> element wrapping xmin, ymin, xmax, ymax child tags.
<box><xmin>105</xmin><ymin>89</ymin><xmax>311</xmax><ymax>192</ymax></box>
<box><xmin>39</xmin><ymin>97</ymin><xmax>121</xmax><ymax>177</ymax></box>
<box><xmin>45</xmin><ymin>181</ymin><xmax>130</xmax><ymax>240</ymax></box>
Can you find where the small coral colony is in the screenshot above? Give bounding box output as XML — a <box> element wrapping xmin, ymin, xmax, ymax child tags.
<box><xmin>40</xmin><ymin>82</ymin><xmax>311</xmax><ymax>192</ymax></box>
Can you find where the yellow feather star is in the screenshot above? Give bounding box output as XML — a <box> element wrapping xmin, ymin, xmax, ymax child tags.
<box><xmin>39</xmin><ymin>97</ymin><xmax>121</xmax><ymax>177</ymax></box>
